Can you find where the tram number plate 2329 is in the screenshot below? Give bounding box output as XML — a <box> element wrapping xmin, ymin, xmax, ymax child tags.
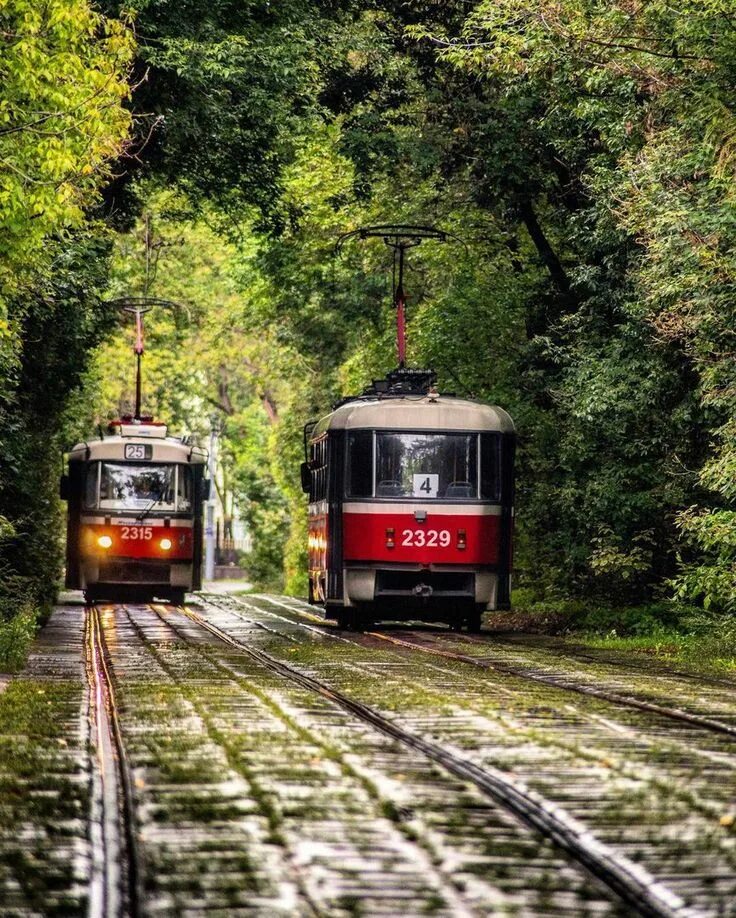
<box><xmin>401</xmin><ymin>529</ymin><xmax>451</xmax><ymax>547</ymax></box>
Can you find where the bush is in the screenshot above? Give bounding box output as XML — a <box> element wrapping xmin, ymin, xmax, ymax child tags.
<box><xmin>678</xmin><ymin>611</ymin><xmax>736</xmax><ymax>668</ymax></box>
<box><xmin>572</xmin><ymin>602</ymin><xmax>692</xmax><ymax>637</ymax></box>
<box><xmin>0</xmin><ymin>602</ymin><xmax>38</xmax><ymax>672</ymax></box>
<box><xmin>510</xmin><ymin>590</ymin><xmax>695</xmax><ymax>637</ymax></box>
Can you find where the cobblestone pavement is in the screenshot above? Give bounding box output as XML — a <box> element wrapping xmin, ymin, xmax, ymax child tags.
<box><xmin>195</xmin><ymin>594</ymin><xmax>736</xmax><ymax>915</ymax></box>
<box><xmin>0</xmin><ymin>605</ymin><xmax>90</xmax><ymax>915</ymax></box>
<box><xmin>2</xmin><ymin>598</ymin><xmax>736</xmax><ymax>915</ymax></box>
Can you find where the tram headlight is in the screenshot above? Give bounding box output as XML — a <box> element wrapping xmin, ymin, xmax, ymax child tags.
<box><xmin>97</xmin><ymin>535</ymin><xmax>113</xmax><ymax>549</ymax></box>
<box><xmin>160</xmin><ymin>537</ymin><xmax>172</xmax><ymax>551</ymax></box>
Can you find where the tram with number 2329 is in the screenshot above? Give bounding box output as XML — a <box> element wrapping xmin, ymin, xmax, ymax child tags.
<box><xmin>302</xmin><ymin>368</ymin><xmax>515</xmax><ymax>631</ymax></box>
<box><xmin>302</xmin><ymin>225</ymin><xmax>515</xmax><ymax>631</ymax></box>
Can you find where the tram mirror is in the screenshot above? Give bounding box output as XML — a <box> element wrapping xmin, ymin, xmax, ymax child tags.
<box><xmin>200</xmin><ymin>479</ymin><xmax>211</xmax><ymax>501</ymax></box>
<box><xmin>59</xmin><ymin>474</ymin><xmax>70</xmax><ymax>502</ymax></box>
<box><xmin>300</xmin><ymin>462</ymin><xmax>311</xmax><ymax>494</ymax></box>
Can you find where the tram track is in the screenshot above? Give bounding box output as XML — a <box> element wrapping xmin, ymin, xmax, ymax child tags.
<box><xmin>139</xmin><ymin>602</ymin><xmax>518</xmax><ymax>917</ymax></box>
<box><xmin>196</xmin><ymin>593</ymin><xmax>736</xmax><ymax>909</ymax></box>
<box><xmin>115</xmin><ymin>604</ymin><xmax>628</xmax><ymax>918</ymax></box>
<box><xmin>366</xmin><ymin>630</ymin><xmax>736</xmax><ymax>739</ymax></box>
<box><xmin>116</xmin><ymin>602</ymin><xmax>324</xmax><ymax>918</ymax></box>
<box><xmin>241</xmin><ymin>594</ymin><xmax>736</xmax><ymax>786</ymax></box>
<box><xmin>184</xmin><ymin>599</ymin><xmax>702</xmax><ymax>918</ymax></box>
<box><xmin>249</xmin><ymin>594</ymin><xmax>736</xmax><ymax>742</ymax></box>
<box><xmin>78</xmin><ymin>595</ymin><xmax>736</xmax><ymax>915</ymax></box>
<box><xmin>222</xmin><ymin>595</ymin><xmax>736</xmax><ymax>792</ymax></box>
<box><xmin>85</xmin><ymin>603</ymin><xmax>142</xmax><ymax>918</ymax></box>
<box><xmin>485</xmin><ymin>634</ymin><xmax>736</xmax><ymax>691</ymax></box>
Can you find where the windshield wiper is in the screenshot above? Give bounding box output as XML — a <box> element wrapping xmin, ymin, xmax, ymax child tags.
<box><xmin>136</xmin><ymin>484</ymin><xmax>168</xmax><ymax>521</ymax></box>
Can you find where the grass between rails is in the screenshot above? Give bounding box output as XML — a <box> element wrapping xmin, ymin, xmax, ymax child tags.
<box><xmin>238</xmin><ymin>587</ymin><xmax>736</xmax><ymax>676</ymax></box>
<box><xmin>235</xmin><ymin>599</ymin><xmax>736</xmax><ymax>860</ymax></box>
<box><xmin>0</xmin><ymin>678</ymin><xmax>87</xmax><ymax>913</ymax></box>
<box><xmin>502</xmin><ymin>595</ymin><xmax>736</xmax><ymax>675</ymax></box>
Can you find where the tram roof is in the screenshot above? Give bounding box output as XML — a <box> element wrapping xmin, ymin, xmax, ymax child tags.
<box><xmin>313</xmin><ymin>395</ymin><xmax>515</xmax><ymax>436</ymax></box>
<box><xmin>68</xmin><ymin>434</ymin><xmax>207</xmax><ymax>464</ymax></box>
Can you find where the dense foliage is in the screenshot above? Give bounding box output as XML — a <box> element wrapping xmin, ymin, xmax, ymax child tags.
<box><xmin>89</xmin><ymin>192</ymin><xmax>297</xmax><ymax>587</ymax></box>
<box><xmin>1</xmin><ymin>0</ymin><xmax>735</xmax><ymax>629</ymax></box>
<box><xmin>0</xmin><ymin>0</ymin><xmax>132</xmax><ymax>636</ymax></box>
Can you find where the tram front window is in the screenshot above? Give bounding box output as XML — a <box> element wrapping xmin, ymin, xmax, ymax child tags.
<box><xmin>375</xmin><ymin>432</ymin><xmax>479</xmax><ymax>499</ymax></box>
<box><xmin>85</xmin><ymin>463</ymin><xmax>192</xmax><ymax>511</ymax></box>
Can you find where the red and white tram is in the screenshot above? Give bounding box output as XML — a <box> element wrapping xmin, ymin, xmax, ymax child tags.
<box><xmin>302</xmin><ymin>369</ymin><xmax>515</xmax><ymax>630</ymax></box>
<box><xmin>61</xmin><ymin>417</ymin><xmax>208</xmax><ymax>603</ymax></box>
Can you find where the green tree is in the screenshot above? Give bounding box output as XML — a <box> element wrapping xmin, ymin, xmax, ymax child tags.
<box><xmin>89</xmin><ymin>190</ymin><xmax>305</xmax><ymax>588</ymax></box>
<box><xmin>0</xmin><ymin>0</ymin><xmax>132</xmax><ymax>291</ymax></box>
<box><xmin>0</xmin><ymin>0</ymin><xmax>133</xmax><ymax>615</ymax></box>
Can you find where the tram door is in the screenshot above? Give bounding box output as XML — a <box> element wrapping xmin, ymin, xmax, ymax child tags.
<box><xmin>305</xmin><ymin>432</ymin><xmax>346</xmax><ymax>606</ymax></box>
<box><xmin>61</xmin><ymin>459</ymin><xmax>85</xmax><ymax>589</ymax></box>
<box><xmin>306</xmin><ymin>434</ymin><xmax>328</xmax><ymax>603</ymax></box>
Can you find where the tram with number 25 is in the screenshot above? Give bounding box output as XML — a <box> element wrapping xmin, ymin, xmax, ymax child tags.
<box><xmin>61</xmin><ymin>417</ymin><xmax>208</xmax><ymax>604</ymax></box>
<box><xmin>61</xmin><ymin>296</ymin><xmax>209</xmax><ymax>604</ymax></box>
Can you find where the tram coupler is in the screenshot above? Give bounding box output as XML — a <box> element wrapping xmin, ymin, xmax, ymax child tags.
<box><xmin>412</xmin><ymin>583</ymin><xmax>433</xmax><ymax>599</ymax></box>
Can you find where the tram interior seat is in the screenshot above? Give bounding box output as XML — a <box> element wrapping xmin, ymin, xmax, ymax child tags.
<box><xmin>377</xmin><ymin>480</ymin><xmax>404</xmax><ymax>496</ymax></box>
<box><xmin>445</xmin><ymin>481</ymin><xmax>474</xmax><ymax>498</ymax></box>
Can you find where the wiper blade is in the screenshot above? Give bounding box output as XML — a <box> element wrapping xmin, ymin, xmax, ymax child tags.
<box><xmin>136</xmin><ymin>485</ymin><xmax>167</xmax><ymax>521</ymax></box>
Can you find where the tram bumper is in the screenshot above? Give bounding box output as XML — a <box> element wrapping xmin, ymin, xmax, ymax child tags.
<box><xmin>344</xmin><ymin>566</ymin><xmax>499</xmax><ymax>610</ymax></box>
<box><xmin>80</xmin><ymin>558</ymin><xmax>193</xmax><ymax>590</ymax></box>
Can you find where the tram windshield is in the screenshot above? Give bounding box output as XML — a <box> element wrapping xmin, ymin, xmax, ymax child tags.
<box><xmin>347</xmin><ymin>431</ymin><xmax>500</xmax><ymax>500</ymax></box>
<box><xmin>84</xmin><ymin>463</ymin><xmax>192</xmax><ymax>512</ymax></box>
<box><xmin>376</xmin><ymin>432</ymin><xmax>478</xmax><ymax>499</ymax></box>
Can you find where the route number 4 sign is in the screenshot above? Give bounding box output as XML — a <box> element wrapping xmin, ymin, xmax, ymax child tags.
<box><xmin>413</xmin><ymin>474</ymin><xmax>439</xmax><ymax>498</ymax></box>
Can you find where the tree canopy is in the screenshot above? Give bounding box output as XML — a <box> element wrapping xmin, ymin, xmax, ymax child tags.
<box><xmin>1</xmin><ymin>0</ymin><xmax>735</xmax><ymax>617</ymax></box>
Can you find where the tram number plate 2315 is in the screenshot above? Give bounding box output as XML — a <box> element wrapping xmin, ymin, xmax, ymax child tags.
<box><xmin>121</xmin><ymin>526</ymin><xmax>153</xmax><ymax>540</ymax></box>
<box><xmin>124</xmin><ymin>443</ymin><xmax>153</xmax><ymax>460</ymax></box>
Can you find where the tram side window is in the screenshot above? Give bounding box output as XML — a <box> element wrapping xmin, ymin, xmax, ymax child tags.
<box><xmin>177</xmin><ymin>467</ymin><xmax>193</xmax><ymax>510</ymax></box>
<box><xmin>310</xmin><ymin>437</ymin><xmax>328</xmax><ymax>501</ymax></box>
<box><xmin>347</xmin><ymin>431</ymin><xmax>373</xmax><ymax>498</ymax></box>
<box><xmin>480</xmin><ymin>434</ymin><xmax>501</xmax><ymax>501</ymax></box>
<box><xmin>85</xmin><ymin>463</ymin><xmax>99</xmax><ymax>508</ymax></box>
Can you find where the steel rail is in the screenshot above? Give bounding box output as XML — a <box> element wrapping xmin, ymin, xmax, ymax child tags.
<box><xmin>365</xmin><ymin>630</ymin><xmax>736</xmax><ymax>740</ymax></box>
<box><xmin>480</xmin><ymin>634</ymin><xmax>736</xmax><ymax>690</ymax></box>
<box><xmin>207</xmin><ymin>594</ymin><xmax>736</xmax><ymax>779</ymax></box>
<box><xmin>86</xmin><ymin>604</ymin><xmax>143</xmax><ymax>918</ymax></box>
<box><xmin>245</xmin><ymin>594</ymin><xmax>736</xmax><ymax>742</ymax></box>
<box><xmin>139</xmin><ymin>602</ymin><xmax>475</xmax><ymax>918</ymax></box>
<box><xmin>183</xmin><ymin>602</ymin><xmax>701</xmax><ymax>918</ymax></box>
